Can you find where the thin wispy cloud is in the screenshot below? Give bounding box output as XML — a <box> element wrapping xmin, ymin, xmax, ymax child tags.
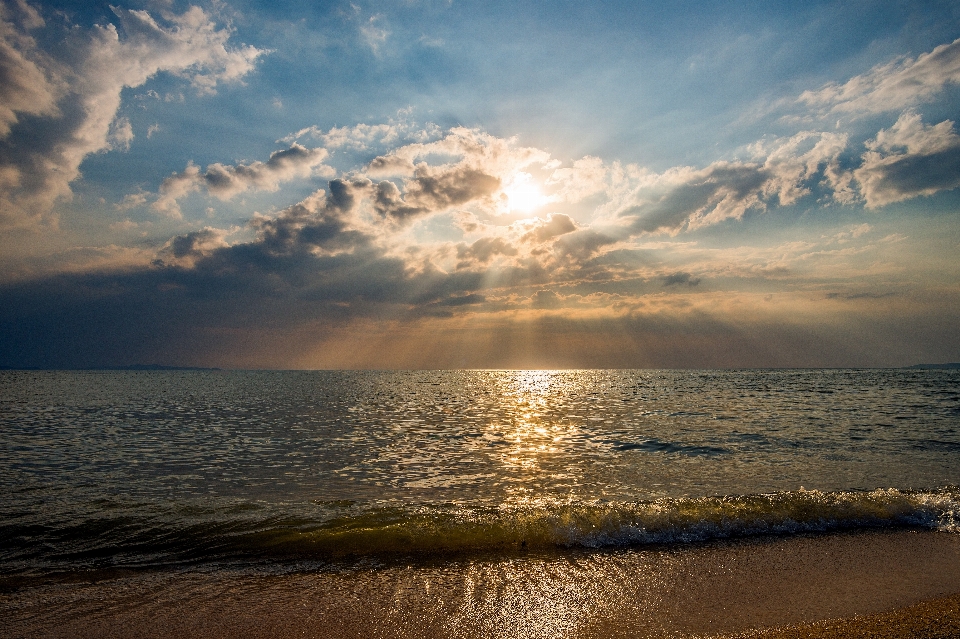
<box><xmin>798</xmin><ymin>38</ymin><xmax>960</xmax><ymax>116</ymax></box>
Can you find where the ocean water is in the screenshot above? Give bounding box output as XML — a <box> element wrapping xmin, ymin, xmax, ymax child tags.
<box><xmin>1</xmin><ymin>368</ymin><xmax>959</xmax><ymax>579</ymax></box>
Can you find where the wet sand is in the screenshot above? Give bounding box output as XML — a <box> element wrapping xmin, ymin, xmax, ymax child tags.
<box><xmin>3</xmin><ymin>529</ymin><xmax>960</xmax><ymax>638</ymax></box>
<box><xmin>723</xmin><ymin>592</ymin><xmax>960</xmax><ymax>638</ymax></box>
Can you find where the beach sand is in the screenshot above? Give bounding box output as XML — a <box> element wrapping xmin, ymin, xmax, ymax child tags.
<box><xmin>3</xmin><ymin>529</ymin><xmax>960</xmax><ymax>638</ymax></box>
<box><xmin>724</xmin><ymin>593</ymin><xmax>960</xmax><ymax>638</ymax></box>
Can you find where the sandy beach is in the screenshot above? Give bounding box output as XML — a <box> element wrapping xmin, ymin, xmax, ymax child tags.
<box><xmin>726</xmin><ymin>593</ymin><xmax>960</xmax><ymax>638</ymax></box>
<box><xmin>3</xmin><ymin>529</ymin><xmax>960</xmax><ymax>639</ymax></box>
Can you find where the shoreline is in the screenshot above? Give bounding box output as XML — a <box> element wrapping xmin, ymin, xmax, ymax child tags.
<box><xmin>3</xmin><ymin>528</ymin><xmax>960</xmax><ymax>638</ymax></box>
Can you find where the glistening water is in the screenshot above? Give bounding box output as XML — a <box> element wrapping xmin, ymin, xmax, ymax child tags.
<box><xmin>1</xmin><ymin>368</ymin><xmax>958</xmax><ymax>575</ymax></box>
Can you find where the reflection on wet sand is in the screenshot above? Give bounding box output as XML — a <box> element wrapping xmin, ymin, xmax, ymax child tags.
<box><xmin>5</xmin><ymin>529</ymin><xmax>960</xmax><ymax>639</ymax></box>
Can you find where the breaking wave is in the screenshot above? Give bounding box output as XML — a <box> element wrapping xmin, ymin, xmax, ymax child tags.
<box><xmin>4</xmin><ymin>487</ymin><xmax>958</xmax><ymax>575</ymax></box>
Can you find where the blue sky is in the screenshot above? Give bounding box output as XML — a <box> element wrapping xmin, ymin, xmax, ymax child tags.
<box><xmin>1</xmin><ymin>0</ymin><xmax>959</xmax><ymax>368</ymax></box>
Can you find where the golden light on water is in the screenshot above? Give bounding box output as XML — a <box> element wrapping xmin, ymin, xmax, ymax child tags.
<box><xmin>494</xmin><ymin>371</ymin><xmax>590</xmax><ymax>499</ymax></box>
<box><xmin>501</xmin><ymin>371</ymin><xmax>558</xmax><ymax>468</ymax></box>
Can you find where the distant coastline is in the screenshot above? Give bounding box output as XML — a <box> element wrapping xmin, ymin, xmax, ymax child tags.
<box><xmin>0</xmin><ymin>364</ymin><xmax>221</xmax><ymax>371</ymax></box>
<box><xmin>1</xmin><ymin>364</ymin><xmax>959</xmax><ymax>371</ymax></box>
<box><xmin>906</xmin><ymin>363</ymin><xmax>960</xmax><ymax>370</ymax></box>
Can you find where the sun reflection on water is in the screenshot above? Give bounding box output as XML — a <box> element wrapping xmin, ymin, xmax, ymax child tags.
<box><xmin>493</xmin><ymin>371</ymin><xmax>589</xmax><ymax>501</ymax></box>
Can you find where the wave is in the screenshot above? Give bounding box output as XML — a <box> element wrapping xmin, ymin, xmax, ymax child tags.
<box><xmin>237</xmin><ymin>487</ymin><xmax>960</xmax><ymax>556</ymax></box>
<box><xmin>3</xmin><ymin>488</ymin><xmax>958</xmax><ymax>573</ymax></box>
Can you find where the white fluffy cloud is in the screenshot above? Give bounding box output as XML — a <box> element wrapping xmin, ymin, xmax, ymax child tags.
<box><xmin>352</xmin><ymin>127</ymin><xmax>556</xmax><ymax>223</ymax></box>
<box><xmin>0</xmin><ymin>3</ymin><xmax>266</xmax><ymax>227</ymax></box>
<box><xmin>798</xmin><ymin>38</ymin><xmax>960</xmax><ymax>116</ymax></box>
<box><xmin>284</xmin><ymin>122</ymin><xmax>405</xmax><ymax>150</ymax></box>
<box><xmin>365</xmin><ymin>127</ymin><xmax>552</xmax><ymax>179</ymax></box>
<box><xmin>0</xmin><ymin>0</ymin><xmax>58</xmax><ymax>138</ymax></box>
<box><xmin>854</xmin><ymin>112</ymin><xmax>960</xmax><ymax>208</ymax></box>
<box><xmin>758</xmin><ymin>131</ymin><xmax>849</xmax><ymax>205</ymax></box>
<box><xmin>611</xmin><ymin>131</ymin><xmax>852</xmax><ymax>234</ymax></box>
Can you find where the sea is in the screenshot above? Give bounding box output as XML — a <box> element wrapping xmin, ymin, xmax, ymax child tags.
<box><xmin>2</xmin><ymin>368</ymin><xmax>960</xmax><ymax>637</ymax></box>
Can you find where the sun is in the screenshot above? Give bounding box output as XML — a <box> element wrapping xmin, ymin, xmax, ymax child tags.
<box><xmin>501</xmin><ymin>172</ymin><xmax>548</xmax><ymax>213</ymax></box>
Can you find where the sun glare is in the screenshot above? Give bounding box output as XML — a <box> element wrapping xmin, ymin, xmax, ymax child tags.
<box><xmin>502</xmin><ymin>172</ymin><xmax>548</xmax><ymax>213</ymax></box>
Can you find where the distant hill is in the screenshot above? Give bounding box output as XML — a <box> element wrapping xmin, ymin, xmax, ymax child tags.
<box><xmin>906</xmin><ymin>363</ymin><xmax>960</xmax><ymax>370</ymax></box>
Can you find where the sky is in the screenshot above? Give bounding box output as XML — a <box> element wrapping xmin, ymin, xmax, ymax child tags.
<box><xmin>1</xmin><ymin>0</ymin><xmax>959</xmax><ymax>369</ymax></box>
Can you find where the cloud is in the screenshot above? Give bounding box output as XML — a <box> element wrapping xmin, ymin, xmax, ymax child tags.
<box><xmin>757</xmin><ymin>131</ymin><xmax>848</xmax><ymax>205</ymax></box>
<box><xmin>614</xmin><ymin>130</ymin><xmax>854</xmax><ymax>235</ymax></box>
<box><xmin>798</xmin><ymin>38</ymin><xmax>960</xmax><ymax>117</ymax></box>
<box><xmin>237</xmin><ymin>162</ymin><xmax>500</xmax><ymax>229</ymax></box>
<box><xmin>356</xmin><ymin>127</ymin><xmax>570</xmax><ymax>223</ymax></box>
<box><xmin>284</xmin><ymin>122</ymin><xmax>403</xmax><ymax>150</ymax></box>
<box><xmin>158</xmin><ymin>226</ymin><xmax>232</xmax><ymax>265</ymax></box>
<box><xmin>146</xmin><ymin>186</ymin><xmax>491</xmax><ymax>316</ymax></box>
<box><xmin>661</xmin><ymin>272</ymin><xmax>701</xmax><ymax>287</ymax></box>
<box><xmin>114</xmin><ymin>191</ymin><xmax>148</xmax><ymax>212</ymax></box>
<box><xmin>530</xmin><ymin>289</ymin><xmax>563</xmax><ymax>309</ymax></box>
<box><xmin>153</xmin><ymin>144</ymin><xmax>331</xmax><ymax>217</ymax></box>
<box><xmin>364</xmin><ymin>127</ymin><xmax>552</xmax><ymax>182</ymax></box>
<box><xmin>520</xmin><ymin>213</ymin><xmax>577</xmax><ymax>243</ymax></box>
<box><xmin>545</xmin><ymin>156</ymin><xmax>609</xmax><ymax>203</ymax></box>
<box><xmin>854</xmin><ymin>112</ymin><xmax>960</xmax><ymax>208</ymax></box>
<box><xmin>4</xmin><ymin>236</ymin><xmax>953</xmax><ymax>369</ymax></box>
<box><xmin>152</xmin><ymin>128</ymin><xmax>514</xmax><ymax>226</ymax></box>
<box><xmin>552</xmin><ymin>229</ymin><xmax>618</xmax><ymax>260</ymax></box>
<box><xmin>0</xmin><ymin>0</ymin><xmax>59</xmax><ymax>138</ymax></box>
<box><xmin>366</xmin><ymin>154</ymin><xmax>417</xmax><ymax>177</ymax></box>
<box><xmin>246</xmin><ymin>188</ymin><xmax>370</xmax><ymax>257</ymax></box>
<box><xmin>359</xmin><ymin>14</ymin><xmax>389</xmax><ymax>55</ymax></box>
<box><xmin>437</xmin><ymin>293</ymin><xmax>485</xmax><ymax>307</ymax></box>
<box><xmin>618</xmin><ymin>162</ymin><xmax>770</xmax><ymax>234</ymax></box>
<box><xmin>0</xmin><ymin>160</ymin><xmax>954</xmax><ymax>369</ymax></box>
<box><xmin>108</xmin><ymin>116</ymin><xmax>134</xmax><ymax>151</ymax></box>
<box><xmin>0</xmin><ymin>3</ymin><xmax>266</xmax><ymax>227</ymax></box>
<box><xmin>832</xmin><ymin>223</ymin><xmax>872</xmax><ymax>243</ymax></box>
<box><xmin>390</xmin><ymin>164</ymin><xmax>501</xmax><ymax>219</ymax></box>
<box><xmin>456</xmin><ymin>236</ymin><xmax>518</xmax><ymax>268</ymax></box>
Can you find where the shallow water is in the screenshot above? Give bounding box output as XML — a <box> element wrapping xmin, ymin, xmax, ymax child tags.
<box><xmin>1</xmin><ymin>369</ymin><xmax>959</xmax><ymax>575</ymax></box>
